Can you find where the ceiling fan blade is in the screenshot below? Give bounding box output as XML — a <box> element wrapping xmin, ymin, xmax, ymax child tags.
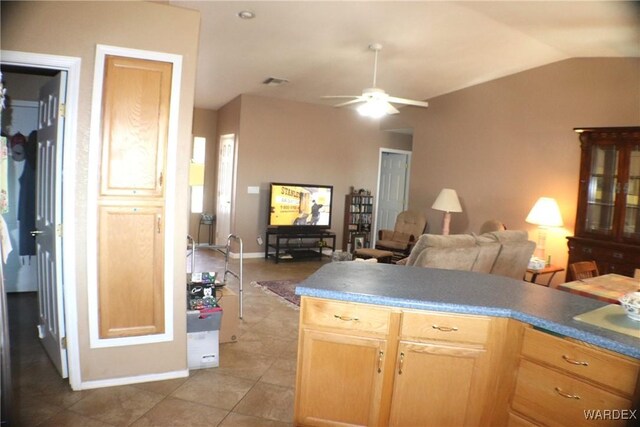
<box><xmin>321</xmin><ymin>95</ymin><xmax>361</xmax><ymax>99</ymax></box>
<box><xmin>333</xmin><ymin>99</ymin><xmax>364</xmax><ymax>108</ymax></box>
<box><xmin>387</xmin><ymin>96</ymin><xmax>429</xmax><ymax>108</ymax></box>
<box><xmin>385</xmin><ymin>103</ymin><xmax>400</xmax><ymax>115</ymax></box>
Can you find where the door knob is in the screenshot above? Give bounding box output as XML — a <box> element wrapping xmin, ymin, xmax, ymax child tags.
<box><xmin>30</xmin><ymin>230</ymin><xmax>44</xmax><ymax>237</ymax></box>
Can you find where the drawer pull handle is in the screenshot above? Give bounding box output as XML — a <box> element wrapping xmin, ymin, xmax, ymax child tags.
<box><xmin>432</xmin><ymin>325</ymin><xmax>458</xmax><ymax>332</ymax></box>
<box><xmin>398</xmin><ymin>352</ymin><xmax>405</xmax><ymax>375</ymax></box>
<box><xmin>562</xmin><ymin>355</ymin><xmax>589</xmax><ymax>366</ymax></box>
<box><xmin>555</xmin><ymin>387</ymin><xmax>581</xmax><ymax>400</ymax></box>
<box><xmin>334</xmin><ymin>314</ymin><xmax>359</xmax><ymax>322</ymax></box>
<box><xmin>378</xmin><ymin>351</ymin><xmax>384</xmax><ymax>373</ymax></box>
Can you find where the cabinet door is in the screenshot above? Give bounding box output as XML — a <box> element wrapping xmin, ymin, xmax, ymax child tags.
<box><xmin>581</xmin><ymin>142</ymin><xmax>621</xmax><ymax>238</ymax></box>
<box><xmin>295</xmin><ymin>329</ymin><xmax>387</xmax><ymax>427</ymax></box>
<box><xmin>622</xmin><ymin>143</ymin><xmax>640</xmax><ymax>243</ymax></box>
<box><xmin>98</xmin><ymin>205</ymin><xmax>164</xmax><ymax>338</ymax></box>
<box><xmin>100</xmin><ymin>55</ymin><xmax>171</xmax><ymax>198</ymax></box>
<box><xmin>388</xmin><ymin>341</ymin><xmax>489</xmax><ymax>427</ymax></box>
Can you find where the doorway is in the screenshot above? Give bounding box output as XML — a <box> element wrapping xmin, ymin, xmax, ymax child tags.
<box><xmin>216</xmin><ymin>134</ymin><xmax>236</xmax><ymax>246</ymax></box>
<box><xmin>374</xmin><ymin>149</ymin><xmax>411</xmax><ymax>245</ymax></box>
<box><xmin>0</xmin><ymin>50</ymin><xmax>81</xmax><ymax>389</ymax></box>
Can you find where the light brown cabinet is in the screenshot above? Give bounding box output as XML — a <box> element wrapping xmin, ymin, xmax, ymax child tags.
<box><xmin>389</xmin><ymin>311</ymin><xmax>500</xmax><ymax>427</ymax></box>
<box><xmin>568</xmin><ymin>127</ymin><xmax>640</xmax><ymax>279</ymax></box>
<box><xmin>296</xmin><ymin>298</ymin><xmax>640</xmax><ymax>427</ymax></box>
<box><xmin>294</xmin><ymin>298</ymin><xmax>502</xmax><ymax>426</ymax></box>
<box><xmin>510</xmin><ymin>327</ymin><xmax>640</xmax><ymax>427</ymax></box>
<box><xmin>97</xmin><ymin>55</ymin><xmax>172</xmax><ymax>339</ymax></box>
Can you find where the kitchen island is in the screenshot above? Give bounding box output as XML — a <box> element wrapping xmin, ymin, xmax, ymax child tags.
<box><xmin>294</xmin><ymin>262</ymin><xmax>640</xmax><ymax>427</ymax></box>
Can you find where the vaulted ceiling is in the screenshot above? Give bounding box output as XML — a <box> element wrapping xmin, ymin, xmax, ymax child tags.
<box><xmin>171</xmin><ymin>1</ymin><xmax>640</xmax><ymax>111</ymax></box>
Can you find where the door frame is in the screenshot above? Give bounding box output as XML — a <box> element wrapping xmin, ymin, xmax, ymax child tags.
<box><xmin>1</xmin><ymin>50</ymin><xmax>82</xmax><ymax>389</ymax></box>
<box><xmin>373</xmin><ymin>148</ymin><xmax>412</xmax><ymax>247</ymax></box>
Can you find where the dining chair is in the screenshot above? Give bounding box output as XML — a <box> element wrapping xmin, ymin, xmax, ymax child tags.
<box><xmin>569</xmin><ymin>261</ymin><xmax>599</xmax><ymax>280</ymax></box>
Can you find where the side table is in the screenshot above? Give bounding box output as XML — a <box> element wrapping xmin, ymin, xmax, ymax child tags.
<box><xmin>525</xmin><ymin>265</ymin><xmax>564</xmax><ymax>287</ymax></box>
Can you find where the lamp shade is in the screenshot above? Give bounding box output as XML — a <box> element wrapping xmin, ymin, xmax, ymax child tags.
<box><xmin>431</xmin><ymin>188</ymin><xmax>462</xmax><ymax>213</ymax></box>
<box><xmin>526</xmin><ymin>197</ymin><xmax>563</xmax><ymax>227</ymax></box>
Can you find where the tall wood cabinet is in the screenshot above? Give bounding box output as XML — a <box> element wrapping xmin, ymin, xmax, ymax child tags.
<box><xmin>343</xmin><ymin>194</ymin><xmax>374</xmax><ymax>252</ymax></box>
<box><xmin>98</xmin><ymin>55</ymin><xmax>172</xmax><ymax>338</ymax></box>
<box><xmin>567</xmin><ymin>127</ymin><xmax>640</xmax><ymax>279</ymax></box>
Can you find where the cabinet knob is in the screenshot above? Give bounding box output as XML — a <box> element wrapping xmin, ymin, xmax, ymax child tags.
<box><xmin>554</xmin><ymin>387</ymin><xmax>581</xmax><ymax>400</ymax></box>
<box><xmin>432</xmin><ymin>325</ymin><xmax>459</xmax><ymax>332</ymax></box>
<box><xmin>562</xmin><ymin>355</ymin><xmax>589</xmax><ymax>366</ymax></box>
<box><xmin>333</xmin><ymin>314</ymin><xmax>359</xmax><ymax>322</ymax></box>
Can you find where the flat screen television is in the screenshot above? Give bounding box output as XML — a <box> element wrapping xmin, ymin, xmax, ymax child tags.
<box><xmin>268</xmin><ymin>183</ymin><xmax>333</xmax><ymax>230</ymax></box>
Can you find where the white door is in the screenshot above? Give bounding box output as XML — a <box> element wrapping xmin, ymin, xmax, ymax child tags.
<box><xmin>375</xmin><ymin>151</ymin><xmax>410</xmax><ymax>242</ymax></box>
<box><xmin>216</xmin><ymin>134</ymin><xmax>235</xmax><ymax>245</ymax></box>
<box><xmin>34</xmin><ymin>71</ymin><xmax>67</xmax><ymax>378</ymax></box>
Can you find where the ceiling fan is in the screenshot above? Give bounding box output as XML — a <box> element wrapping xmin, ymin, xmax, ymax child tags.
<box><xmin>323</xmin><ymin>43</ymin><xmax>429</xmax><ymax>118</ymax></box>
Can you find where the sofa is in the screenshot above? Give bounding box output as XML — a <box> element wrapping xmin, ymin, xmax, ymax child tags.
<box><xmin>401</xmin><ymin>230</ymin><xmax>536</xmax><ymax>280</ymax></box>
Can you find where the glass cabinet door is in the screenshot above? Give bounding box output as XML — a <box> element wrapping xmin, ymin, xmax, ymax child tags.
<box><xmin>585</xmin><ymin>144</ymin><xmax>619</xmax><ymax>236</ymax></box>
<box><xmin>623</xmin><ymin>144</ymin><xmax>640</xmax><ymax>240</ymax></box>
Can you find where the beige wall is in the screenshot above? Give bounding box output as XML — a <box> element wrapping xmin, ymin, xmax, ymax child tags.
<box><xmin>401</xmin><ymin>57</ymin><xmax>640</xmax><ymax>285</ymax></box>
<box><xmin>190</xmin><ymin>108</ymin><xmax>218</xmax><ymax>242</ymax></box>
<box><xmin>228</xmin><ymin>95</ymin><xmax>411</xmax><ymax>254</ymax></box>
<box><xmin>2</xmin><ymin>1</ymin><xmax>200</xmax><ymax>383</ymax></box>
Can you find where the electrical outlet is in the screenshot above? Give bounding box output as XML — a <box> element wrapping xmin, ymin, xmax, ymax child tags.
<box><xmin>257</xmin><ymin>236</ymin><xmax>263</xmax><ymax>245</ymax></box>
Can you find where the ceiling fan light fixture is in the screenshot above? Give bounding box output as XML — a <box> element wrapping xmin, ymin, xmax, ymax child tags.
<box><xmin>357</xmin><ymin>99</ymin><xmax>389</xmax><ymax>118</ymax></box>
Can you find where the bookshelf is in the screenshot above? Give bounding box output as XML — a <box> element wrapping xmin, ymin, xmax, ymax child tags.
<box><xmin>343</xmin><ymin>193</ymin><xmax>374</xmax><ymax>252</ymax></box>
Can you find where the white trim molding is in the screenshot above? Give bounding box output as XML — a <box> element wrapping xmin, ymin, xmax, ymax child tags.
<box><xmin>1</xmin><ymin>50</ymin><xmax>82</xmax><ymax>390</ymax></box>
<box><xmin>87</xmin><ymin>44</ymin><xmax>182</xmax><ymax>348</ymax></box>
<box><xmin>79</xmin><ymin>369</ymin><xmax>189</xmax><ymax>390</ymax></box>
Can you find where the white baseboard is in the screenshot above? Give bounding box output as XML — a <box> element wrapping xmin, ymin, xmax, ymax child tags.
<box><xmin>78</xmin><ymin>369</ymin><xmax>189</xmax><ymax>390</ymax></box>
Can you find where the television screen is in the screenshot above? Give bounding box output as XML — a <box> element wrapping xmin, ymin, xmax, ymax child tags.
<box><xmin>269</xmin><ymin>183</ymin><xmax>333</xmax><ymax>228</ymax></box>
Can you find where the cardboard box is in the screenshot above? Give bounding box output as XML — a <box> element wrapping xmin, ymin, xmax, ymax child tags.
<box><xmin>187</xmin><ymin>330</ymin><xmax>219</xmax><ymax>369</ymax></box>
<box><xmin>217</xmin><ymin>286</ymin><xmax>238</xmax><ymax>343</ymax></box>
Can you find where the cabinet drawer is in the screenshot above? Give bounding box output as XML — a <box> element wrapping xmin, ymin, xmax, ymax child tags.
<box><xmin>301</xmin><ymin>298</ymin><xmax>391</xmax><ymax>336</ymax></box>
<box><xmin>400</xmin><ymin>310</ymin><xmax>490</xmax><ymax>344</ymax></box>
<box><xmin>513</xmin><ymin>359</ymin><xmax>633</xmax><ymax>427</ymax></box>
<box><xmin>522</xmin><ymin>328</ymin><xmax>639</xmax><ymax>396</ymax></box>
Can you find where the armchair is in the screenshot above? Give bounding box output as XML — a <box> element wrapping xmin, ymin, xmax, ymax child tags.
<box><xmin>375</xmin><ymin>210</ymin><xmax>427</xmax><ymax>261</ymax></box>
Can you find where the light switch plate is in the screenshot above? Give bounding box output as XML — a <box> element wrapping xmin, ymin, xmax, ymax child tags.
<box><xmin>247</xmin><ymin>186</ymin><xmax>260</xmax><ymax>194</ymax></box>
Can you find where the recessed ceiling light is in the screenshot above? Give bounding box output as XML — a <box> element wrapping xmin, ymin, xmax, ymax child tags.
<box><xmin>237</xmin><ymin>10</ymin><xmax>255</xmax><ymax>20</ymax></box>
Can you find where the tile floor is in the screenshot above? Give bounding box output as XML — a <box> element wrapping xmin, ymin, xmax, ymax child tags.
<box><xmin>7</xmin><ymin>248</ymin><xmax>330</xmax><ymax>426</ymax></box>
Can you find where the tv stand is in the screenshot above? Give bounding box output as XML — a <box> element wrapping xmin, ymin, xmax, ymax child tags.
<box><xmin>265</xmin><ymin>229</ymin><xmax>336</xmax><ymax>263</ymax></box>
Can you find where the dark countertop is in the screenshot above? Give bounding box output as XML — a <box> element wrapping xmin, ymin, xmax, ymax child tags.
<box><xmin>295</xmin><ymin>262</ymin><xmax>640</xmax><ymax>359</ymax></box>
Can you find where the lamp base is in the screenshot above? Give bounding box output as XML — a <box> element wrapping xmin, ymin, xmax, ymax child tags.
<box><xmin>442</xmin><ymin>212</ymin><xmax>452</xmax><ymax>236</ymax></box>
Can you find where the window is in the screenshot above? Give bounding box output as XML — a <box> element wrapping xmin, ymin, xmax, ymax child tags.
<box><xmin>190</xmin><ymin>136</ymin><xmax>206</xmax><ymax>213</ymax></box>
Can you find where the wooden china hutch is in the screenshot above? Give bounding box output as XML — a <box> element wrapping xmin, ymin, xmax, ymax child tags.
<box><xmin>567</xmin><ymin>127</ymin><xmax>640</xmax><ymax>280</ymax></box>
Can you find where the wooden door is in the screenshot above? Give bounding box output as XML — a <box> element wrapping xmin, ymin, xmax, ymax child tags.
<box><xmin>35</xmin><ymin>71</ymin><xmax>68</xmax><ymax>377</ymax></box>
<box><xmin>98</xmin><ymin>55</ymin><xmax>171</xmax><ymax>339</ymax></box>
<box><xmin>388</xmin><ymin>341</ymin><xmax>489</xmax><ymax>427</ymax></box>
<box><xmin>295</xmin><ymin>329</ymin><xmax>387</xmax><ymax>427</ymax></box>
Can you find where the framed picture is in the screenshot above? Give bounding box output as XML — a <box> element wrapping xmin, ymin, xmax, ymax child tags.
<box><xmin>352</xmin><ymin>234</ymin><xmax>366</xmax><ymax>252</ymax></box>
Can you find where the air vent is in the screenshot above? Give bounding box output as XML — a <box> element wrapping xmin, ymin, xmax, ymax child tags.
<box><xmin>262</xmin><ymin>77</ymin><xmax>289</xmax><ymax>86</ymax></box>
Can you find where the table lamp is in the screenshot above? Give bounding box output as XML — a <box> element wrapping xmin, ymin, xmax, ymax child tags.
<box><xmin>525</xmin><ymin>197</ymin><xmax>563</xmax><ymax>261</ymax></box>
<box><xmin>432</xmin><ymin>188</ymin><xmax>462</xmax><ymax>235</ymax></box>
